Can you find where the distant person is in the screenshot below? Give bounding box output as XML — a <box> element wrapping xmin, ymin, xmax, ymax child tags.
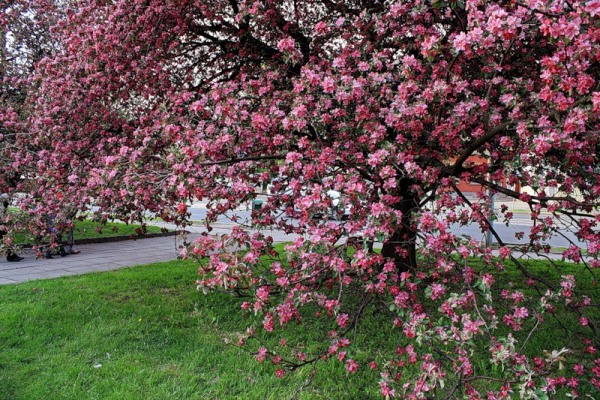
<box><xmin>43</xmin><ymin>214</ymin><xmax>60</xmax><ymax>259</ymax></box>
<box><xmin>43</xmin><ymin>196</ymin><xmax>80</xmax><ymax>258</ymax></box>
<box><xmin>61</xmin><ymin>205</ymin><xmax>80</xmax><ymax>255</ymax></box>
<box><xmin>61</xmin><ymin>221</ymin><xmax>80</xmax><ymax>255</ymax></box>
<box><xmin>0</xmin><ymin>193</ymin><xmax>24</xmax><ymax>262</ymax></box>
<box><xmin>43</xmin><ymin>214</ymin><xmax>77</xmax><ymax>258</ymax></box>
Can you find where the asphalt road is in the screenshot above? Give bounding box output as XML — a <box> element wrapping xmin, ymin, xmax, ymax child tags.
<box><xmin>188</xmin><ymin>205</ymin><xmax>586</xmax><ymax>249</ymax></box>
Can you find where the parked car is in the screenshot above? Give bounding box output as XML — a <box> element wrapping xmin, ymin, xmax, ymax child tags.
<box><xmin>324</xmin><ymin>190</ymin><xmax>351</xmax><ymax>220</ymax></box>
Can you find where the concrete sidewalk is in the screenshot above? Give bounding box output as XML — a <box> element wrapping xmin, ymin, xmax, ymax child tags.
<box><xmin>0</xmin><ymin>234</ymin><xmax>189</xmax><ymax>285</ymax></box>
<box><xmin>0</xmin><ymin>221</ymin><xmax>299</xmax><ymax>286</ymax></box>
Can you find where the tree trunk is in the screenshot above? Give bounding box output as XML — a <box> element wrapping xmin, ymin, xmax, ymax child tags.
<box><xmin>380</xmin><ymin>196</ymin><xmax>418</xmax><ymax>273</ymax></box>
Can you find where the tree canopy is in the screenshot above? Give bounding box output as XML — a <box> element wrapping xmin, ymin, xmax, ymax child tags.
<box><xmin>3</xmin><ymin>0</ymin><xmax>600</xmax><ymax>397</ymax></box>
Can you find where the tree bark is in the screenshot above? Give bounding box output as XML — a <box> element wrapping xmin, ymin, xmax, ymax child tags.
<box><xmin>380</xmin><ymin>195</ymin><xmax>418</xmax><ymax>273</ymax></box>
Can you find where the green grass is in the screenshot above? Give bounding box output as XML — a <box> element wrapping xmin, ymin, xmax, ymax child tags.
<box><xmin>0</xmin><ymin>260</ymin><xmax>381</xmax><ymax>400</ymax></box>
<box><xmin>0</xmin><ymin>252</ymin><xmax>597</xmax><ymax>399</ymax></box>
<box><xmin>10</xmin><ymin>219</ymin><xmax>164</xmax><ymax>245</ymax></box>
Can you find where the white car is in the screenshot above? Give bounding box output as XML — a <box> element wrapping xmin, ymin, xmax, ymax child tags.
<box><xmin>326</xmin><ymin>190</ymin><xmax>351</xmax><ymax>220</ymax></box>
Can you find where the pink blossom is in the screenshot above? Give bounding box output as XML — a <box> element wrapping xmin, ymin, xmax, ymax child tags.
<box><xmin>256</xmin><ymin>286</ymin><xmax>270</xmax><ymax>302</ymax></box>
<box><xmin>592</xmin><ymin>92</ymin><xmax>600</xmax><ymax>112</ymax></box>
<box><xmin>481</xmin><ymin>273</ymin><xmax>495</xmax><ymax>287</ymax></box>
<box><xmin>586</xmin><ymin>0</ymin><xmax>600</xmax><ymax>16</ymax></box>
<box><xmin>256</xmin><ymin>347</ymin><xmax>268</xmax><ymax>362</ymax></box>
<box><xmin>337</xmin><ymin>313</ymin><xmax>349</xmax><ymax>328</ymax></box>
<box><xmin>322</xmin><ymin>77</ymin><xmax>336</xmax><ymax>93</ymax></box>
<box><xmin>429</xmin><ymin>284</ymin><xmax>446</xmax><ymax>300</ymax></box>
<box><xmin>453</xmin><ymin>32</ymin><xmax>470</xmax><ymax>52</ymax></box>
<box><xmin>458</xmin><ymin>245</ymin><xmax>470</xmax><ymax>258</ymax></box>
<box><xmin>276</xmin><ymin>302</ymin><xmax>296</xmax><ymax>325</ymax></box>
<box><xmin>275</xmin><ymin>369</ymin><xmax>286</xmax><ymax>378</ymax></box>
<box><xmin>276</xmin><ymin>277</ymin><xmax>289</xmax><ymax>287</ymax></box>
<box><xmin>314</xmin><ymin>21</ymin><xmax>329</xmax><ymax>35</ymax></box>
<box><xmin>394</xmin><ymin>291</ymin><xmax>410</xmax><ymax>308</ymax></box>
<box><xmin>333</xmin><ymin>57</ymin><xmax>346</xmax><ymax>69</ymax></box>
<box><xmin>263</xmin><ymin>314</ymin><xmax>274</xmax><ymax>332</ymax></box>
<box><xmin>277</xmin><ymin>38</ymin><xmax>296</xmax><ymax>53</ymax></box>
<box><xmin>513</xmin><ymin>306</ymin><xmax>528</xmax><ymax>319</ymax></box>
<box><xmin>380</xmin><ymin>382</ymin><xmax>396</xmax><ymax>398</ymax></box>
<box><xmin>345</xmin><ymin>359</ymin><xmax>359</xmax><ymax>373</ymax></box>
<box><xmin>176</xmin><ymin>203</ymin><xmax>187</xmax><ymax>214</ymax></box>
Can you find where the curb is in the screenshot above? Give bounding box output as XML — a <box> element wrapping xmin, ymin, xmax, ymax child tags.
<box><xmin>72</xmin><ymin>230</ymin><xmax>187</xmax><ymax>245</ymax></box>
<box><xmin>16</xmin><ymin>230</ymin><xmax>188</xmax><ymax>249</ymax></box>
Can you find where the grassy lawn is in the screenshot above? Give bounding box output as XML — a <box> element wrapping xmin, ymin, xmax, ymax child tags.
<box><xmin>0</xmin><ymin>260</ymin><xmax>380</xmax><ymax>400</ymax></box>
<box><xmin>10</xmin><ymin>219</ymin><xmax>165</xmax><ymax>245</ymax></box>
<box><xmin>0</xmin><ymin>253</ymin><xmax>597</xmax><ymax>399</ymax></box>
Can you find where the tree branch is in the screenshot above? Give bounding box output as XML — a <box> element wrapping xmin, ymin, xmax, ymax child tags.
<box><xmin>200</xmin><ymin>155</ymin><xmax>286</xmax><ymax>167</ymax></box>
<box><xmin>470</xmin><ymin>177</ymin><xmax>598</xmax><ymax>208</ymax></box>
<box><xmin>451</xmin><ymin>121</ymin><xmax>514</xmax><ymax>175</ymax></box>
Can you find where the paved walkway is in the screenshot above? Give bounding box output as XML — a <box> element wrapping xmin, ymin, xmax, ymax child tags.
<box><xmin>0</xmin><ymin>234</ymin><xmax>189</xmax><ymax>285</ymax></box>
<box><xmin>0</xmin><ymin>222</ymin><xmax>299</xmax><ymax>286</ymax></box>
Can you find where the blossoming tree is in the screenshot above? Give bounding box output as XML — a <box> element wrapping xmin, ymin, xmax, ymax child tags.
<box><xmin>0</xmin><ymin>0</ymin><xmax>58</xmax><ymax>190</ymax></box>
<box><xmin>11</xmin><ymin>0</ymin><xmax>600</xmax><ymax>397</ymax></box>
